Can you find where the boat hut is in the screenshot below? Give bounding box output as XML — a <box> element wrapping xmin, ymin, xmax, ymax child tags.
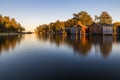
<box><xmin>89</xmin><ymin>23</ymin><xmax>102</xmax><ymax>35</ymax></box>
<box><xmin>117</xmin><ymin>26</ymin><xmax>120</xmax><ymax>35</ymax></box>
<box><xmin>65</xmin><ymin>28</ymin><xmax>71</xmax><ymax>35</ymax></box>
<box><xmin>89</xmin><ymin>23</ymin><xmax>113</xmax><ymax>35</ymax></box>
<box><xmin>102</xmin><ymin>24</ymin><xmax>113</xmax><ymax>35</ymax></box>
<box><xmin>77</xmin><ymin>21</ymin><xmax>87</xmax><ymax>35</ymax></box>
<box><xmin>71</xmin><ymin>26</ymin><xmax>77</xmax><ymax>35</ymax></box>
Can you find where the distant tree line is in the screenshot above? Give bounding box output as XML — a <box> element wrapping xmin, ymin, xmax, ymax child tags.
<box><xmin>0</xmin><ymin>15</ymin><xmax>25</xmax><ymax>33</ymax></box>
<box><xmin>35</xmin><ymin>11</ymin><xmax>115</xmax><ymax>33</ymax></box>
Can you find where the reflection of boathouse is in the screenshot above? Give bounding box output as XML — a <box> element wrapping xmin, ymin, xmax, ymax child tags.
<box><xmin>100</xmin><ymin>36</ymin><xmax>113</xmax><ymax>57</ymax></box>
<box><xmin>67</xmin><ymin>35</ymin><xmax>92</xmax><ymax>56</ymax></box>
<box><xmin>91</xmin><ymin>35</ymin><xmax>113</xmax><ymax>57</ymax></box>
<box><xmin>37</xmin><ymin>34</ymin><xmax>114</xmax><ymax>58</ymax></box>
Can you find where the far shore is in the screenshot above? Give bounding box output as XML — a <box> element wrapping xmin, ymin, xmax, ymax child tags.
<box><xmin>0</xmin><ymin>32</ymin><xmax>33</xmax><ymax>35</ymax></box>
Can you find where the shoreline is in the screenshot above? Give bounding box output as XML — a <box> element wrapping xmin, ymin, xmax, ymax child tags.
<box><xmin>0</xmin><ymin>32</ymin><xmax>33</xmax><ymax>35</ymax></box>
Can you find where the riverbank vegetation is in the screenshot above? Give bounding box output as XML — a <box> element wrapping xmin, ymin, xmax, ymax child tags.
<box><xmin>0</xmin><ymin>15</ymin><xmax>25</xmax><ymax>33</ymax></box>
<box><xmin>35</xmin><ymin>11</ymin><xmax>120</xmax><ymax>34</ymax></box>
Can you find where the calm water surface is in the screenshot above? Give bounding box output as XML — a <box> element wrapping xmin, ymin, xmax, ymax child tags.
<box><xmin>0</xmin><ymin>34</ymin><xmax>120</xmax><ymax>80</ymax></box>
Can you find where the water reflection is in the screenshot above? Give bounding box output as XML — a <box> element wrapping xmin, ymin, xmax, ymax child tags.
<box><xmin>91</xmin><ymin>36</ymin><xmax>113</xmax><ymax>57</ymax></box>
<box><xmin>0</xmin><ymin>35</ymin><xmax>24</xmax><ymax>54</ymax></box>
<box><xmin>65</xmin><ymin>35</ymin><xmax>92</xmax><ymax>56</ymax></box>
<box><xmin>1</xmin><ymin>34</ymin><xmax>120</xmax><ymax>80</ymax></box>
<box><xmin>36</xmin><ymin>34</ymin><xmax>117</xmax><ymax>57</ymax></box>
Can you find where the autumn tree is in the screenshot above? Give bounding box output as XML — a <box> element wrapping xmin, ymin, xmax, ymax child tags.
<box><xmin>0</xmin><ymin>15</ymin><xmax>3</xmax><ymax>32</ymax></box>
<box><xmin>0</xmin><ymin>14</ymin><xmax>25</xmax><ymax>33</ymax></box>
<box><xmin>18</xmin><ymin>23</ymin><xmax>25</xmax><ymax>32</ymax></box>
<box><xmin>49</xmin><ymin>22</ymin><xmax>55</xmax><ymax>32</ymax></box>
<box><xmin>3</xmin><ymin>16</ymin><xmax>11</xmax><ymax>32</ymax></box>
<box><xmin>99</xmin><ymin>11</ymin><xmax>112</xmax><ymax>24</ymax></box>
<box><xmin>36</xmin><ymin>11</ymin><xmax>114</xmax><ymax>34</ymax></box>
<box><xmin>113</xmin><ymin>22</ymin><xmax>120</xmax><ymax>34</ymax></box>
<box><xmin>73</xmin><ymin>11</ymin><xmax>93</xmax><ymax>26</ymax></box>
<box><xmin>113</xmin><ymin>22</ymin><xmax>120</xmax><ymax>27</ymax></box>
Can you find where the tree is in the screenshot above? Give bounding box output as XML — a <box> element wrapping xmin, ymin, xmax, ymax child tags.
<box><xmin>99</xmin><ymin>11</ymin><xmax>112</xmax><ymax>24</ymax></box>
<box><xmin>113</xmin><ymin>22</ymin><xmax>120</xmax><ymax>34</ymax></box>
<box><xmin>20</xmin><ymin>27</ymin><xmax>25</xmax><ymax>32</ymax></box>
<box><xmin>113</xmin><ymin>22</ymin><xmax>120</xmax><ymax>27</ymax></box>
<box><xmin>0</xmin><ymin>15</ymin><xmax>2</xmax><ymax>23</ymax></box>
<box><xmin>49</xmin><ymin>22</ymin><xmax>55</xmax><ymax>32</ymax></box>
<box><xmin>3</xmin><ymin>16</ymin><xmax>10</xmax><ymax>32</ymax></box>
<box><xmin>10</xmin><ymin>18</ymin><xmax>18</xmax><ymax>29</ymax></box>
<box><xmin>0</xmin><ymin>14</ymin><xmax>25</xmax><ymax>33</ymax></box>
<box><xmin>18</xmin><ymin>23</ymin><xmax>25</xmax><ymax>32</ymax></box>
<box><xmin>73</xmin><ymin>11</ymin><xmax>93</xmax><ymax>25</ymax></box>
<box><xmin>55</xmin><ymin>20</ymin><xmax>61</xmax><ymax>31</ymax></box>
<box><xmin>0</xmin><ymin>15</ymin><xmax>3</xmax><ymax>31</ymax></box>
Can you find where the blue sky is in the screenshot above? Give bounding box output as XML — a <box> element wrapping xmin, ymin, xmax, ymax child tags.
<box><xmin>0</xmin><ymin>0</ymin><xmax>120</xmax><ymax>31</ymax></box>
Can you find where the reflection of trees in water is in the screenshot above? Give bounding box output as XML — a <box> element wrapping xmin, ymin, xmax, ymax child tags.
<box><xmin>36</xmin><ymin>34</ymin><xmax>92</xmax><ymax>56</ymax></box>
<box><xmin>36</xmin><ymin>34</ymin><xmax>114</xmax><ymax>57</ymax></box>
<box><xmin>91</xmin><ymin>36</ymin><xmax>113</xmax><ymax>58</ymax></box>
<box><xmin>51</xmin><ymin>35</ymin><xmax>62</xmax><ymax>47</ymax></box>
<box><xmin>66</xmin><ymin>35</ymin><xmax>92</xmax><ymax>56</ymax></box>
<box><xmin>74</xmin><ymin>41</ymin><xmax>92</xmax><ymax>56</ymax></box>
<box><xmin>90</xmin><ymin>36</ymin><xmax>103</xmax><ymax>44</ymax></box>
<box><xmin>36</xmin><ymin>34</ymin><xmax>67</xmax><ymax>47</ymax></box>
<box><xmin>0</xmin><ymin>35</ymin><xmax>23</xmax><ymax>54</ymax></box>
<box><xmin>100</xmin><ymin>43</ymin><xmax>112</xmax><ymax>57</ymax></box>
<box><xmin>35</xmin><ymin>33</ymin><xmax>48</xmax><ymax>42</ymax></box>
<box><xmin>114</xmin><ymin>36</ymin><xmax>120</xmax><ymax>43</ymax></box>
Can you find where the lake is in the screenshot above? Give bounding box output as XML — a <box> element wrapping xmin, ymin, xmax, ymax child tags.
<box><xmin>0</xmin><ymin>34</ymin><xmax>120</xmax><ymax>80</ymax></box>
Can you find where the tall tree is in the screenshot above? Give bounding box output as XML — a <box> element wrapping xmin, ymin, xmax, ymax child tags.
<box><xmin>0</xmin><ymin>15</ymin><xmax>3</xmax><ymax>32</ymax></box>
<box><xmin>0</xmin><ymin>14</ymin><xmax>25</xmax><ymax>32</ymax></box>
<box><xmin>73</xmin><ymin>11</ymin><xmax>93</xmax><ymax>26</ymax></box>
<box><xmin>3</xmin><ymin>16</ymin><xmax>10</xmax><ymax>32</ymax></box>
<box><xmin>99</xmin><ymin>11</ymin><xmax>112</xmax><ymax>24</ymax></box>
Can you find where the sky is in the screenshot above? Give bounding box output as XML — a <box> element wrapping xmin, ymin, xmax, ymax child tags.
<box><xmin>0</xmin><ymin>0</ymin><xmax>120</xmax><ymax>31</ymax></box>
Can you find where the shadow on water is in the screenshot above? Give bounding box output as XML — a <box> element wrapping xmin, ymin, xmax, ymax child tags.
<box><xmin>36</xmin><ymin>34</ymin><xmax>115</xmax><ymax>58</ymax></box>
<box><xmin>0</xmin><ymin>35</ymin><xmax>24</xmax><ymax>54</ymax></box>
